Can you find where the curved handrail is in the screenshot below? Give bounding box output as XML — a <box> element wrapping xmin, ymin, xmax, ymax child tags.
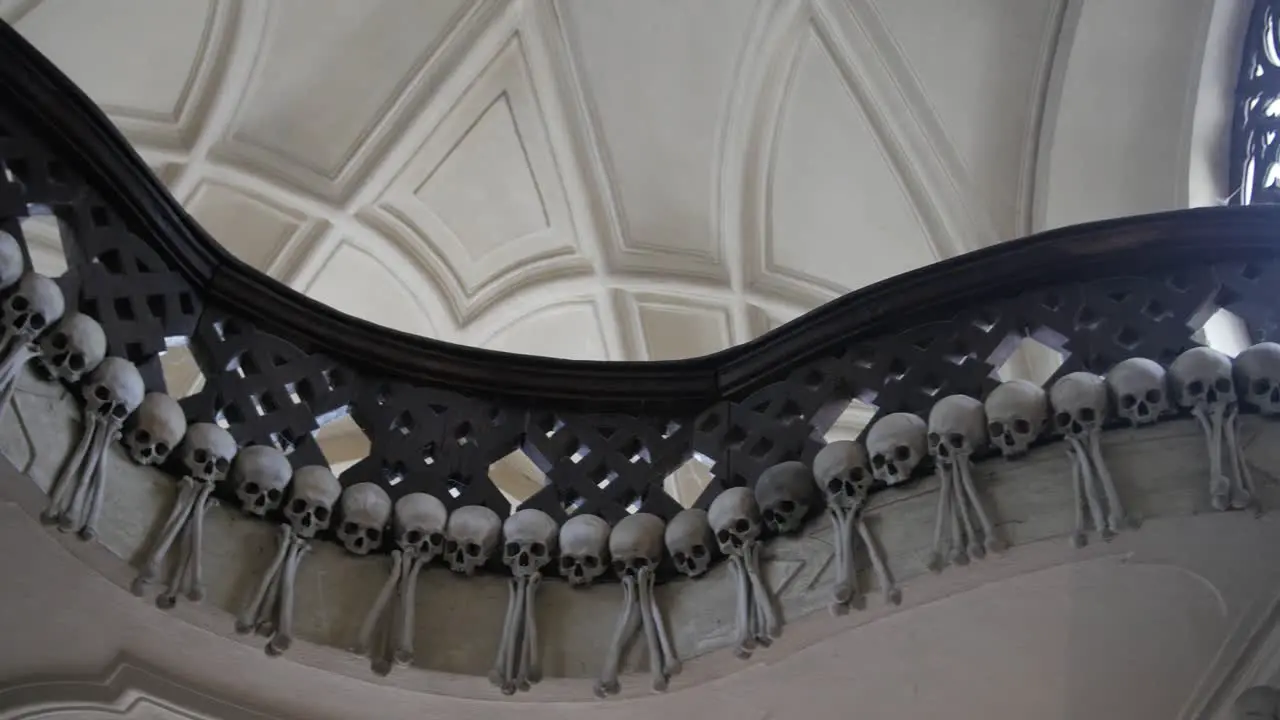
<box><xmin>5</xmin><ymin>21</ymin><xmax>1280</xmax><ymax>406</ymax></box>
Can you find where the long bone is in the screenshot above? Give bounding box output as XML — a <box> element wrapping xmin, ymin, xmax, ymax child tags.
<box><xmin>518</xmin><ymin>573</ymin><xmax>543</xmax><ymax>689</ymax></box>
<box><xmin>490</xmin><ymin>576</ymin><xmax>522</xmax><ymax>690</ymax></box>
<box><xmin>43</xmin><ymin>413</ymin><xmax>99</xmax><ymax>525</ymax></box>
<box><xmin>594</xmin><ymin>574</ymin><xmax>639</xmax><ymax>698</ymax></box>
<box><xmin>1223</xmin><ymin>406</ymin><xmax>1259</xmax><ymax>512</ymax></box>
<box><xmin>743</xmin><ymin>540</ymin><xmax>779</xmax><ymax>644</ymax></box>
<box><xmin>60</xmin><ymin>412</ymin><xmax>116</xmax><ymax>538</ymax></box>
<box><xmin>235</xmin><ymin>524</ymin><xmax>293</xmax><ymax>634</ymax></box>
<box><xmin>133</xmin><ymin>478</ymin><xmax>201</xmax><ymax>593</ymax></box>
<box><xmin>855</xmin><ymin>516</ymin><xmax>899</xmax><ymax>605</ymax></box>
<box><xmin>265</xmin><ymin>534</ymin><xmax>309</xmax><ymax>656</ymax></box>
<box><xmin>357</xmin><ymin>550</ymin><xmax>404</xmax><ymax>657</ymax></box>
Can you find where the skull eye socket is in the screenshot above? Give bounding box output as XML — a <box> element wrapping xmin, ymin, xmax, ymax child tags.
<box><xmin>826</xmin><ymin>478</ymin><xmax>844</xmax><ymax>494</ymax></box>
<box><xmin>716</xmin><ymin>528</ymin><xmax>731</xmax><ymax>543</ymax></box>
<box><xmin>445</xmin><ymin>539</ymin><xmax>458</xmax><ymax>553</ymax></box>
<box><xmin>1013</xmin><ymin>419</ymin><xmax>1031</xmax><ymax>435</ymax></box>
<box><xmin>1079</xmin><ymin>408</ymin><xmax>1095</xmax><ymax>422</ymax></box>
<box><xmin>505</xmin><ymin>542</ymin><xmax>519</xmax><ymax>556</ymax></box>
<box><xmin>50</xmin><ymin>332</ymin><xmax>67</xmax><ymax>350</ymax></box>
<box><xmin>365</xmin><ymin>528</ymin><xmax>380</xmax><ymax>542</ymax></box>
<box><xmin>214</xmin><ymin>458</ymin><xmax>229</xmax><ymax>472</ymax></box>
<box><xmin>893</xmin><ymin>445</ymin><xmax>910</xmax><ymax>461</ymax></box>
<box><xmin>266</xmin><ymin>488</ymin><xmax>281</xmax><ymax>501</ymax></box>
<box><xmin>1055</xmin><ymin>411</ymin><xmax>1071</xmax><ymax>427</ymax></box>
<box><xmin>192</xmin><ymin>449</ymin><xmax>209</xmax><ymax>464</ymax></box>
<box><xmin>1214</xmin><ymin>377</ymin><xmax>1233</xmax><ymax>393</ymax></box>
<box><xmin>849</xmin><ymin>467</ymin><xmax>865</xmax><ymax>482</ymax></box>
<box><xmin>733</xmin><ymin>518</ymin><xmax>750</xmax><ymax>533</ymax></box>
<box><xmin>135</xmin><ymin>429</ymin><xmax>152</xmax><ymax>444</ymax></box>
<box><xmin>560</xmin><ymin>556</ymin><xmax>574</xmax><ymax>569</ymax></box>
<box><xmin>673</xmin><ymin>551</ymin><xmax>686</xmax><ymax>564</ymax></box>
<box><xmin>988</xmin><ymin>421</ymin><xmax>1004</xmax><ymax>436</ymax></box>
<box><xmin>1145</xmin><ymin>389</ymin><xmax>1162</xmax><ymax>404</ymax></box>
<box><xmin>405</xmin><ymin>530</ymin><xmax>423</xmax><ymax>545</ymax></box>
<box><xmin>154</xmin><ymin>442</ymin><xmax>169</xmax><ymax>456</ymax></box>
<box><xmin>67</xmin><ymin>353</ymin><xmax>85</xmax><ymax>371</ymax></box>
<box><xmin>465</xmin><ymin>542</ymin><xmax>481</xmax><ymax>557</ymax></box>
<box><xmin>93</xmin><ymin>386</ymin><xmax>110</xmax><ymax>401</ymax></box>
<box><xmin>28</xmin><ymin>314</ymin><xmax>44</xmax><ymax>330</ymax></box>
<box><xmin>1120</xmin><ymin>394</ymin><xmax>1137</xmax><ymax>409</ymax></box>
<box><xmin>428</xmin><ymin>532</ymin><xmax>443</xmax><ymax>546</ymax></box>
<box><xmin>871</xmin><ymin>453</ymin><xmax>886</xmax><ymax>468</ymax></box>
<box><xmin>289</xmin><ymin>498</ymin><xmax>307</xmax><ymax>514</ymax></box>
<box><xmin>10</xmin><ymin>296</ymin><xmax>28</xmax><ymax>311</ymax></box>
<box><xmin>947</xmin><ymin>433</ymin><xmax>964</xmax><ymax>449</ymax></box>
<box><xmin>777</xmin><ymin>500</ymin><xmax>795</xmax><ymax>513</ymax></box>
<box><xmin>342</xmin><ymin>521</ymin><xmax>358</xmax><ymax>536</ymax></box>
<box><xmin>530</xmin><ymin>542</ymin><xmax>546</xmax><ymax>556</ymax></box>
<box><xmin>244</xmin><ymin>481</ymin><xmax>261</xmax><ymax>495</ymax></box>
<box><xmin>583</xmin><ymin>555</ymin><xmax>598</xmax><ymax>568</ymax></box>
<box><xmin>313</xmin><ymin>506</ymin><xmax>330</xmax><ymax>522</ymax></box>
<box><xmin>1254</xmin><ymin>379</ymin><xmax>1271</xmax><ymax>395</ymax></box>
<box><xmin>926</xmin><ymin>432</ymin><xmax>941</xmax><ymax>447</ymax></box>
<box><xmin>612</xmin><ymin>559</ymin><xmax>626</xmax><ymax>574</ymax></box>
<box><xmin>1187</xmin><ymin>380</ymin><xmax>1205</xmax><ymax>396</ymax></box>
<box><xmin>691</xmin><ymin>544</ymin><xmax>707</xmax><ymax>558</ymax></box>
<box><xmin>111</xmin><ymin>404</ymin><xmax>128</xmax><ymax>419</ymax></box>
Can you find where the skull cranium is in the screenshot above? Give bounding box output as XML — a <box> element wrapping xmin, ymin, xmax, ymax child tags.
<box><xmin>2</xmin><ymin>272</ymin><xmax>63</xmax><ymax>343</ymax></box>
<box><xmin>558</xmin><ymin>513</ymin><xmax>610</xmax><ymax>586</ymax></box>
<box><xmin>284</xmin><ymin>465</ymin><xmax>341</xmax><ymax>538</ymax></box>
<box><xmin>1235</xmin><ymin>342</ymin><xmax>1280</xmax><ymax>415</ymax></box>
<box><xmin>444</xmin><ymin>505</ymin><xmax>502</xmax><ymax>575</ymax></box>
<box><xmin>35</xmin><ymin>312</ymin><xmax>105</xmax><ymax>384</ymax></box>
<box><xmin>984</xmin><ymin>379</ymin><xmax>1048</xmax><ymax>457</ymax></box>
<box><xmin>231</xmin><ymin>444</ymin><xmax>292</xmax><ymax>516</ymax></box>
<box><xmin>336</xmin><ymin>482</ymin><xmax>392</xmax><ymax>555</ymax></box>
<box><xmin>708</xmin><ymin>486</ymin><xmax>760</xmax><ymax>556</ymax></box>
<box><xmin>754</xmin><ymin>461</ymin><xmax>815</xmax><ymax>534</ymax></box>
<box><xmin>0</xmin><ymin>231</ymin><xmax>22</xmax><ymax>291</ymax></box>
<box><xmin>927</xmin><ymin>395</ymin><xmax>988</xmax><ymax>464</ymax></box>
<box><xmin>608</xmin><ymin>512</ymin><xmax>664</xmax><ymax>576</ymax></box>
<box><xmin>122</xmin><ymin>392</ymin><xmax>186</xmax><ymax>466</ymax></box>
<box><xmin>82</xmin><ymin>357</ymin><xmax>144</xmax><ymax>424</ymax></box>
<box><xmin>178</xmin><ymin>422</ymin><xmax>237</xmax><ymax>485</ymax></box>
<box><xmin>394</xmin><ymin>492</ymin><xmax>448</xmax><ymax>559</ymax></box>
<box><xmin>1169</xmin><ymin>346</ymin><xmax>1236</xmax><ymax>412</ymax></box>
<box><xmin>502</xmin><ymin>508</ymin><xmax>558</xmax><ymax>578</ymax></box>
<box><xmin>812</xmin><ymin>440</ymin><xmax>872</xmax><ymax>512</ymax></box>
<box><xmin>865</xmin><ymin>412</ymin><xmax>927</xmax><ymax>485</ymax></box>
<box><xmin>664</xmin><ymin>508</ymin><xmax>714</xmax><ymax>578</ymax></box>
<box><xmin>1049</xmin><ymin>372</ymin><xmax>1109</xmax><ymax>438</ymax></box>
<box><xmin>1106</xmin><ymin>357</ymin><xmax>1169</xmax><ymax>427</ymax></box>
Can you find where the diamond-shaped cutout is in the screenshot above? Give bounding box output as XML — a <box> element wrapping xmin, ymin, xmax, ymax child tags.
<box><xmin>159</xmin><ymin>343</ymin><xmax>204</xmax><ymax>400</ymax></box>
<box><xmin>818</xmin><ymin>398</ymin><xmax>878</xmax><ymax>443</ymax></box>
<box><xmin>20</xmin><ymin>207</ymin><xmax>68</xmax><ymax>278</ymax></box>
<box><xmin>315</xmin><ymin>414</ymin><xmax>371</xmax><ymax>479</ymax></box>
<box><xmin>662</xmin><ymin>454</ymin><xmax>714</xmax><ymax>508</ymax></box>
<box><xmin>988</xmin><ymin>330</ymin><xmax>1068</xmax><ymax>386</ymax></box>
<box><xmin>489</xmin><ymin>446</ymin><xmax>549</xmax><ymax>514</ymax></box>
<box><xmin>1193</xmin><ymin>307</ymin><xmax>1251</xmax><ymax>357</ymax></box>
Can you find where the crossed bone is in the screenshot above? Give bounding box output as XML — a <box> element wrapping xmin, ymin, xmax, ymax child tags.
<box><xmin>356</xmin><ymin>548</ymin><xmax>426</xmax><ymax>676</ymax></box>
<box><xmin>236</xmin><ymin>524</ymin><xmax>311</xmax><ymax>656</ymax></box>
<box><xmin>595</xmin><ymin>566</ymin><xmax>679</xmax><ymax>696</ymax></box>
<box><xmin>131</xmin><ymin>476</ymin><xmax>218</xmax><ymax>605</ymax></box>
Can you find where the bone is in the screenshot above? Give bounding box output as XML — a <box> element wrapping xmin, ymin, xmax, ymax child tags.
<box><xmin>1086</xmin><ymin>429</ymin><xmax>1128</xmax><ymax>533</ymax></box>
<box><xmin>1224</xmin><ymin>407</ymin><xmax>1258</xmax><ymax>512</ymax></box>
<box><xmin>856</xmin><ymin>517</ymin><xmax>900</xmax><ymax>605</ymax></box>
<box><xmin>595</xmin><ymin>574</ymin><xmax>638</xmax><ymax>698</ymax></box>
<box><xmin>946</xmin><ymin>466</ymin><xmax>968</xmax><ymax>566</ymax></box>
<box><xmin>134</xmin><ymin>477</ymin><xmax>200</xmax><ymax>591</ymax></box>
<box><xmin>729</xmin><ymin>554</ymin><xmax>753</xmax><ymax>659</ymax></box>
<box><xmin>957</xmin><ymin>459</ymin><xmax>1002</xmax><ymax>553</ymax></box>
<box><xmin>1067</xmin><ymin>442</ymin><xmax>1087</xmax><ymax>548</ymax></box>
<box><xmin>645</xmin><ymin>566</ymin><xmax>680</xmax><ymax>677</ymax></box>
<box><xmin>157</xmin><ymin>514</ymin><xmax>192</xmax><ymax>610</ymax></box>
<box><xmin>828</xmin><ymin>506</ymin><xmax>853</xmax><ymax>614</ymax></box>
<box><xmin>636</xmin><ymin>566</ymin><xmax>667</xmax><ymax>692</ymax></box>
<box><xmin>928</xmin><ymin>464</ymin><xmax>952</xmax><ymax>572</ymax></box>
<box><xmin>520</xmin><ymin>572</ymin><xmax>543</xmax><ymax>687</ymax></box>
<box><xmin>44</xmin><ymin>412</ymin><xmax>98</xmax><ymax>524</ymax></box>
<box><xmin>256</xmin><ymin>561</ymin><xmax>283</xmax><ymax>636</ymax></box>
<box><xmin>357</xmin><ymin>549</ymin><xmax>404</xmax><ymax>656</ymax></box>
<box><xmin>266</xmin><ymin>537</ymin><xmax>308</xmax><ymax>656</ymax></box>
<box><xmin>185</xmin><ymin>488</ymin><xmax>216</xmax><ymax>601</ymax></box>
<box><xmin>1069</xmin><ymin>435</ymin><xmax>1109</xmax><ymax>541</ymax></box>
<box><xmin>78</xmin><ymin>420</ymin><xmax>119</xmax><ymax>541</ymax></box>
<box><xmin>744</xmin><ymin>542</ymin><xmax>780</xmax><ymax>641</ymax></box>
<box><xmin>394</xmin><ymin>552</ymin><xmax>425</xmax><ymax>667</ymax></box>
<box><xmin>950</xmin><ymin>464</ymin><xmax>981</xmax><ymax>559</ymax></box>
<box><xmin>60</xmin><ymin>416</ymin><xmax>110</xmax><ymax>534</ymax></box>
<box><xmin>1194</xmin><ymin>405</ymin><xmax>1230</xmax><ymax>511</ymax></box>
<box><xmin>490</xmin><ymin>576</ymin><xmax>521</xmax><ymax>689</ymax></box>
<box><xmin>0</xmin><ymin>341</ymin><xmax>36</xmax><ymax>419</ymax></box>
<box><xmin>501</xmin><ymin>578</ymin><xmax>526</xmax><ymax>694</ymax></box>
<box><xmin>235</xmin><ymin>525</ymin><xmax>292</xmax><ymax>634</ymax></box>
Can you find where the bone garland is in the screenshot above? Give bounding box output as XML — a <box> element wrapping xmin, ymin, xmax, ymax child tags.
<box><xmin>926</xmin><ymin>395</ymin><xmax>1004</xmax><ymax>570</ymax></box>
<box><xmin>708</xmin><ymin>488</ymin><xmax>780</xmax><ymax>657</ymax></box>
<box><xmin>132</xmin><ymin>476</ymin><xmax>200</xmax><ymax>596</ymax></box>
<box><xmin>356</xmin><ymin>547</ymin><xmax>428</xmax><ymax>676</ymax></box>
<box><xmin>0</xmin><ymin>271</ymin><xmax>65</xmax><ymax>422</ymax></box>
<box><xmin>157</xmin><ymin>488</ymin><xmax>218</xmax><ymax>608</ymax></box>
<box><xmin>237</xmin><ymin>526</ymin><xmax>310</xmax><ymax>657</ymax></box>
<box><xmin>1169</xmin><ymin>346</ymin><xmax>1256</xmax><ymax>511</ymax></box>
<box><xmin>492</xmin><ymin>508</ymin><xmax>558</xmax><ymax>694</ymax></box>
<box><xmin>1051</xmin><ymin>370</ymin><xmax>1136</xmax><ymax>543</ymax></box>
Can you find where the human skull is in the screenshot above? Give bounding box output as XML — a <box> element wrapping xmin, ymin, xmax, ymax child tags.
<box><xmin>927</xmin><ymin>395</ymin><xmax>988</xmax><ymax>464</ymax></box>
<box><xmin>1106</xmin><ymin>357</ymin><xmax>1169</xmax><ymax>427</ymax></box>
<box><xmin>0</xmin><ymin>230</ymin><xmax>23</xmax><ymax>291</ymax></box>
<box><xmin>394</xmin><ymin>492</ymin><xmax>447</xmax><ymax>559</ymax></box>
<box><xmin>664</xmin><ymin>508</ymin><xmax>714</xmax><ymax>578</ymax></box>
<box><xmin>122</xmin><ymin>392</ymin><xmax>185</xmax><ymax>466</ymax></box>
<box><xmin>2</xmin><ymin>272</ymin><xmax>64</xmax><ymax>342</ymax></box>
<box><xmin>444</xmin><ymin>505</ymin><xmax>502</xmax><ymax>575</ymax></box>
<box><xmin>812</xmin><ymin>440</ymin><xmax>872</xmax><ymax>511</ymax></box>
<box><xmin>754</xmin><ymin>461</ymin><xmax>815</xmax><ymax>534</ymax></box>
<box><xmin>984</xmin><ymin>380</ymin><xmax>1048</xmax><ymax>458</ymax></box>
<box><xmin>608</xmin><ymin>512</ymin><xmax>664</xmax><ymax>576</ymax></box>
<box><xmin>865</xmin><ymin>412</ymin><xmax>928</xmax><ymax>485</ymax></box>
<box><xmin>1049</xmin><ymin>372</ymin><xmax>1109</xmax><ymax>438</ymax></box>
<box><xmin>81</xmin><ymin>357</ymin><xmax>144</xmax><ymax>424</ymax></box>
<box><xmin>502</xmin><ymin>508</ymin><xmax>558</xmax><ymax>578</ymax></box>
<box><xmin>284</xmin><ymin>466</ymin><xmax>341</xmax><ymax>538</ymax></box>
<box><xmin>1170</xmin><ymin>346</ymin><xmax>1236</xmax><ymax>412</ymax></box>
<box><xmin>178</xmin><ymin>422</ymin><xmax>237</xmax><ymax>485</ymax></box>
<box><xmin>35</xmin><ymin>312</ymin><xmax>105</xmax><ymax>384</ymax></box>
<box><xmin>708</xmin><ymin>486</ymin><xmax>761</xmax><ymax>556</ymax></box>
<box><xmin>231</xmin><ymin>444</ymin><xmax>292</xmax><ymax>516</ymax></box>
<box><xmin>337</xmin><ymin>482</ymin><xmax>392</xmax><ymax>555</ymax></box>
<box><xmin>1234</xmin><ymin>342</ymin><xmax>1280</xmax><ymax>415</ymax></box>
<box><xmin>558</xmin><ymin>514</ymin><xmax>610</xmax><ymax>586</ymax></box>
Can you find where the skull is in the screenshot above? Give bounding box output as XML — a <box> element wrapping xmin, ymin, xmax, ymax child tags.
<box><xmin>231</xmin><ymin>444</ymin><xmax>292</xmax><ymax>516</ymax></box>
<box><xmin>284</xmin><ymin>465</ymin><xmax>341</xmax><ymax>538</ymax></box>
<box><xmin>754</xmin><ymin>461</ymin><xmax>816</xmax><ymax>534</ymax></box>
<box><xmin>608</xmin><ymin>512</ymin><xmax>664</xmax><ymax>576</ymax></box>
<box><xmin>984</xmin><ymin>379</ymin><xmax>1048</xmax><ymax>457</ymax></box>
<box><xmin>444</xmin><ymin>504</ymin><xmax>502</xmax><ymax>575</ymax></box>
<box><xmin>178</xmin><ymin>422</ymin><xmax>237</xmax><ymax>484</ymax></box>
<box><xmin>812</xmin><ymin>440</ymin><xmax>872</xmax><ymax>511</ymax></box>
<box><xmin>708</xmin><ymin>486</ymin><xmax>761</xmax><ymax>556</ymax></box>
<box><xmin>865</xmin><ymin>412</ymin><xmax>927</xmax><ymax>485</ymax></box>
<box><xmin>122</xmin><ymin>392</ymin><xmax>186</xmax><ymax>466</ymax></box>
<box><xmin>394</xmin><ymin>492</ymin><xmax>448</xmax><ymax>560</ymax></box>
<box><xmin>927</xmin><ymin>394</ymin><xmax>988</xmax><ymax>464</ymax></box>
<box><xmin>1106</xmin><ymin>357</ymin><xmax>1170</xmax><ymax>427</ymax></box>
<box><xmin>664</xmin><ymin>508</ymin><xmax>714</xmax><ymax>578</ymax></box>
<box><xmin>2</xmin><ymin>272</ymin><xmax>64</xmax><ymax>342</ymax></box>
<box><xmin>0</xmin><ymin>230</ymin><xmax>23</xmax><ymax>291</ymax></box>
<box><xmin>558</xmin><ymin>513</ymin><xmax>610</xmax><ymax>586</ymax></box>
<box><xmin>35</xmin><ymin>312</ymin><xmax>105</xmax><ymax>384</ymax></box>
<box><xmin>1170</xmin><ymin>346</ymin><xmax>1236</xmax><ymax>412</ymax></box>
<box><xmin>337</xmin><ymin>482</ymin><xmax>392</xmax><ymax>555</ymax></box>
<box><xmin>81</xmin><ymin>357</ymin><xmax>144</xmax><ymax>424</ymax></box>
<box><xmin>1234</xmin><ymin>342</ymin><xmax>1280</xmax><ymax>415</ymax></box>
<box><xmin>1049</xmin><ymin>372</ymin><xmax>1109</xmax><ymax>438</ymax></box>
<box><xmin>502</xmin><ymin>508</ymin><xmax>558</xmax><ymax>578</ymax></box>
